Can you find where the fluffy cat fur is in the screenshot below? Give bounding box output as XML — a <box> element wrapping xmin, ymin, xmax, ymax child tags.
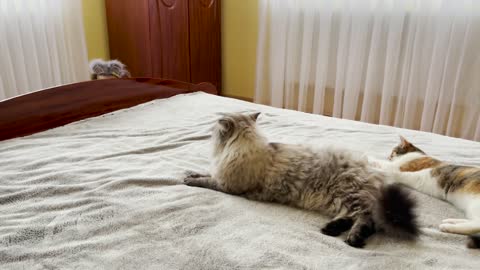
<box><xmin>89</xmin><ymin>59</ymin><xmax>131</xmax><ymax>80</ymax></box>
<box><xmin>372</xmin><ymin>136</ymin><xmax>480</xmax><ymax>249</ymax></box>
<box><xmin>184</xmin><ymin>113</ymin><xmax>419</xmax><ymax>248</ymax></box>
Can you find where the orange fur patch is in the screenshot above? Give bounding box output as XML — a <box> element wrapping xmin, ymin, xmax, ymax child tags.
<box><xmin>400</xmin><ymin>157</ymin><xmax>442</xmax><ymax>172</ymax></box>
<box><xmin>458</xmin><ymin>168</ymin><xmax>480</xmax><ymax>194</ymax></box>
<box><xmin>462</xmin><ymin>181</ymin><xmax>480</xmax><ymax>193</ymax></box>
<box><xmin>456</xmin><ymin>168</ymin><xmax>479</xmax><ymax>178</ymax></box>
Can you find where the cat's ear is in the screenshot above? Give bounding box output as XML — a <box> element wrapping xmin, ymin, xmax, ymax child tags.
<box><xmin>399</xmin><ymin>135</ymin><xmax>410</xmax><ymax>146</ymax></box>
<box><xmin>89</xmin><ymin>59</ymin><xmax>108</xmax><ymax>75</ymax></box>
<box><xmin>249</xmin><ymin>112</ymin><xmax>261</xmax><ymax>122</ymax></box>
<box><xmin>218</xmin><ymin>118</ymin><xmax>233</xmax><ymax>131</ymax></box>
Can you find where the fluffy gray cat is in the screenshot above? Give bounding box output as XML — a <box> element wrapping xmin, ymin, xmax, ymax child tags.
<box><xmin>184</xmin><ymin>113</ymin><xmax>419</xmax><ymax>247</ymax></box>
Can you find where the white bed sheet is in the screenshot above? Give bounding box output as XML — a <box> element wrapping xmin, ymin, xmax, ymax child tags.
<box><xmin>1</xmin><ymin>92</ymin><xmax>479</xmax><ymax>269</ymax></box>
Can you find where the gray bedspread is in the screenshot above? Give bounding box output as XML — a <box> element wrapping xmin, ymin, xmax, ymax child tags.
<box><xmin>1</xmin><ymin>92</ymin><xmax>480</xmax><ymax>269</ymax></box>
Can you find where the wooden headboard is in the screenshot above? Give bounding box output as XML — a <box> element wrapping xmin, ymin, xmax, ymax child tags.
<box><xmin>0</xmin><ymin>78</ymin><xmax>216</xmax><ymax>141</ymax></box>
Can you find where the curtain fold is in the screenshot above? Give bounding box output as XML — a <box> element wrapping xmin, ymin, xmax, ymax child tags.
<box><xmin>0</xmin><ymin>0</ymin><xmax>89</xmax><ymax>100</ymax></box>
<box><xmin>256</xmin><ymin>0</ymin><xmax>480</xmax><ymax>141</ymax></box>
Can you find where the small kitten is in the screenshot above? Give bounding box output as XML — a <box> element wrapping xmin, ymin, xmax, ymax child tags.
<box><xmin>89</xmin><ymin>59</ymin><xmax>131</xmax><ymax>80</ymax></box>
<box><xmin>376</xmin><ymin>136</ymin><xmax>480</xmax><ymax>249</ymax></box>
<box><xmin>184</xmin><ymin>113</ymin><xmax>419</xmax><ymax>248</ymax></box>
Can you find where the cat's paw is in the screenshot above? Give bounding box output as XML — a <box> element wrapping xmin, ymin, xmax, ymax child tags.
<box><xmin>439</xmin><ymin>222</ymin><xmax>476</xmax><ymax>235</ymax></box>
<box><xmin>321</xmin><ymin>218</ymin><xmax>353</xmax><ymax>237</ymax></box>
<box><xmin>183</xmin><ymin>171</ymin><xmax>200</xmax><ymax>186</ymax></box>
<box><xmin>441</xmin><ymin>218</ymin><xmax>469</xmax><ymax>224</ymax></box>
<box><xmin>345</xmin><ymin>237</ymin><xmax>366</xmax><ymax>248</ymax></box>
<box><xmin>183</xmin><ymin>175</ymin><xmax>208</xmax><ymax>188</ymax></box>
<box><xmin>467</xmin><ymin>236</ymin><xmax>480</xmax><ymax>249</ymax></box>
<box><xmin>439</xmin><ymin>223</ymin><xmax>452</xmax><ymax>233</ymax></box>
<box><xmin>185</xmin><ymin>170</ymin><xmax>203</xmax><ymax>178</ymax></box>
<box><xmin>321</xmin><ymin>226</ymin><xmax>343</xmax><ymax>237</ymax></box>
<box><xmin>183</xmin><ymin>176</ymin><xmax>198</xmax><ymax>186</ymax></box>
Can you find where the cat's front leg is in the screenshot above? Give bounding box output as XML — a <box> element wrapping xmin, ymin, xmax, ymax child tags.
<box><xmin>439</xmin><ymin>219</ymin><xmax>480</xmax><ymax>235</ymax></box>
<box><xmin>185</xmin><ymin>170</ymin><xmax>210</xmax><ymax>179</ymax></box>
<box><xmin>183</xmin><ymin>172</ymin><xmax>221</xmax><ymax>191</ymax></box>
<box><xmin>367</xmin><ymin>156</ymin><xmax>392</xmax><ymax>170</ymax></box>
<box><xmin>392</xmin><ymin>169</ymin><xmax>445</xmax><ymax>198</ymax></box>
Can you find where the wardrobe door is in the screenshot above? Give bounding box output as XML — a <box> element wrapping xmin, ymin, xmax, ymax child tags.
<box><xmin>188</xmin><ymin>0</ymin><xmax>221</xmax><ymax>91</ymax></box>
<box><xmin>105</xmin><ymin>0</ymin><xmax>152</xmax><ymax>77</ymax></box>
<box><xmin>149</xmin><ymin>0</ymin><xmax>190</xmax><ymax>81</ymax></box>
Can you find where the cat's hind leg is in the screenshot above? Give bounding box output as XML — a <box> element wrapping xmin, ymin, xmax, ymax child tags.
<box><xmin>467</xmin><ymin>235</ymin><xmax>480</xmax><ymax>249</ymax></box>
<box><xmin>440</xmin><ymin>200</ymin><xmax>480</xmax><ymax>235</ymax></box>
<box><xmin>464</xmin><ymin>199</ymin><xmax>480</xmax><ymax>249</ymax></box>
<box><xmin>344</xmin><ymin>215</ymin><xmax>376</xmax><ymax>248</ymax></box>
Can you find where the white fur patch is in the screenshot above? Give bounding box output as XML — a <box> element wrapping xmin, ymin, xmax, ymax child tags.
<box><xmin>390</xmin><ymin>152</ymin><xmax>426</xmax><ymax>170</ymax></box>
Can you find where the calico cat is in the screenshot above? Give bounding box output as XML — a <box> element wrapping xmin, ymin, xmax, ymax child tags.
<box><xmin>183</xmin><ymin>113</ymin><xmax>419</xmax><ymax>248</ymax></box>
<box><xmin>376</xmin><ymin>136</ymin><xmax>480</xmax><ymax>249</ymax></box>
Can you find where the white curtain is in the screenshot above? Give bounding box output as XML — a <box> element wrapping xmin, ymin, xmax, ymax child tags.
<box><xmin>0</xmin><ymin>0</ymin><xmax>89</xmax><ymax>100</ymax></box>
<box><xmin>256</xmin><ymin>0</ymin><xmax>480</xmax><ymax>141</ymax></box>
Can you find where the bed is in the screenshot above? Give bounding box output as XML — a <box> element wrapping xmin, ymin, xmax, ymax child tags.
<box><xmin>0</xmin><ymin>79</ymin><xmax>479</xmax><ymax>269</ymax></box>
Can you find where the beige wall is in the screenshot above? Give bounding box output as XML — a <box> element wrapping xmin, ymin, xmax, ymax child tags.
<box><xmin>82</xmin><ymin>0</ymin><xmax>110</xmax><ymax>60</ymax></box>
<box><xmin>222</xmin><ymin>0</ymin><xmax>258</xmax><ymax>99</ymax></box>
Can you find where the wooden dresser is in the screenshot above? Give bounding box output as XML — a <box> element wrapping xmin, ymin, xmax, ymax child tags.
<box><xmin>105</xmin><ymin>0</ymin><xmax>221</xmax><ymax>92</ymax></box>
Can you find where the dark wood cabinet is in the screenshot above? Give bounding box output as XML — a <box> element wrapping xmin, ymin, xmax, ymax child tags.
<box><xmin>105</xmin><ymin>0</ymin><xmax>221</xmax><ymax>92</ymax></box>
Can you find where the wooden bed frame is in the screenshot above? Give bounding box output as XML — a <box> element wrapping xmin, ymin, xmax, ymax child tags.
<box><xmin>0</xmin><ymin>78</ymin><xmax>217</xmax><ymax>142</ymax></box>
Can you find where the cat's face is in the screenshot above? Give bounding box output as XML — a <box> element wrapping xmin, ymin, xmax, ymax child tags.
<box><xmin>389</xmin><ymin>136</ymin><xmax>425</xmax><ymax>160</ymax></box>
<box><xmin>213</xmin><ymin>112</ymin><xmax>260</xmax><ymax>145</ymax></box>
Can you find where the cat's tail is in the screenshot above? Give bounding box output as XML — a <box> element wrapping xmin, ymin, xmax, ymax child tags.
<box><xmin>376</xmin><ymin>183</ymin><xmax>419</xmax><ymax>239</ymax></box>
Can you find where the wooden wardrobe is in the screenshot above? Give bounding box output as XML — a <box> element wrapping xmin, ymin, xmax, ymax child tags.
<box><xmin>105</xmin><ymin>0</ymin><xmax>221</xmax><ymax>92</ymax></box>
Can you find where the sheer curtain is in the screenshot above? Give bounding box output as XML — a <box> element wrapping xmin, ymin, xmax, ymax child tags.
<box><xmin>0</xmin><ymin>0</ymin><xmax>89</xmax><ymax>100</ymax></box>
<box><xmin>255</xmin><ymin>0</ymin><xmax>480</xmax><ymax>141</ymax></box>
